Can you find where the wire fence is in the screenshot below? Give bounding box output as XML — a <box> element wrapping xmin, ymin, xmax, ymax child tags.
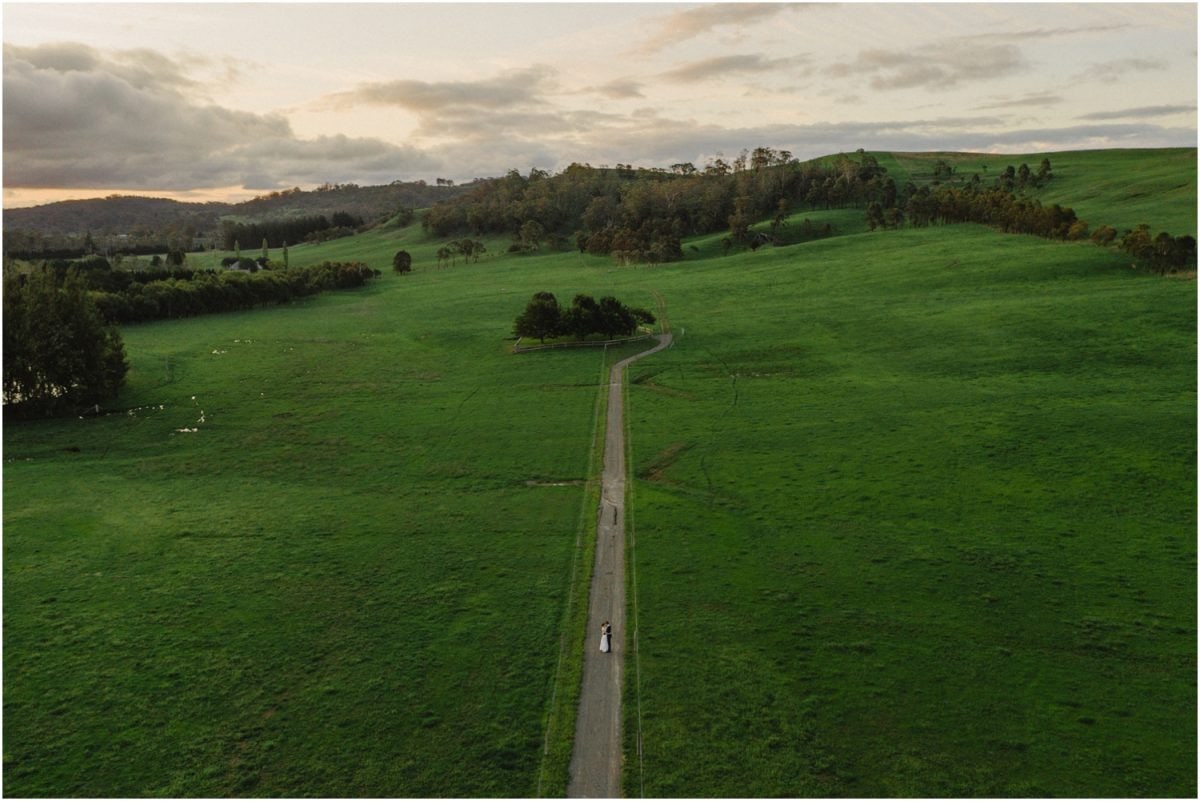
<box><xmin>512</xmin><ymin>334</ymin><xmax>653</xmax><ymax>353</ymax></box>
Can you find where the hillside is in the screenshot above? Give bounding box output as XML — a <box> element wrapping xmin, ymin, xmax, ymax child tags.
<box><xmin>5</xmin><ymin>148</ymin><xmax>1193</xmax><ymax>261</ymax></box>
<box><xmin>884</xmin><ymin>148</ymin><xmax>1197</xmax><ymax>236</ymax></box>
<box><xmin>3</xmin><ymin>147</ymin><xmax>1196</xmax><ymax>797</ymax></box>
<box><xmin>3</xmin><ymin>196</ymin><xmax>227</xmax><ymax>237</ymax></box>
<box><xmin>2</xmin><ymin>180</ymin><xmax>470</xmax><ymax>238</ymax></box>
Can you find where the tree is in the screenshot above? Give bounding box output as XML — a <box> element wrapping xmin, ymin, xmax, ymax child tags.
<box><xmin>596</xmin><ymin>295</ymin><xmax>637</xmax><ymax>338</ymax></box>
<box><xmin>393</xmin><ymin>207</ymin><xmax>416</xmax><ymax>227</ymax></box>
<box><xmin>512</xmin><ymin>292</ymin><xmax>562</xmax><ymax>342</ymax></box>
<box><xmin>866</xmin><ymin>201</ymin><xmax>885</xmax><ymax>231</ymax></box>
<box><xmin>561</xmin><ymin>294</ymin><xmax>600</xmax><ymax>340</ymax></box>
<box><xmin>519</xmin><ymin>220</ymin><xmax>546</xmax><ymax>251</ymax></box>
<box><xmin>1036</xmin><ymin>158</ymin><xmax>1052</xmax><ymax>185</ymax></box>
<box><xmin>630</xmin><ymin>307</ymin><xmax>657</xmax><ymax>326</ymax></box>
<box><xmin>771</xmin><ymin>198</ymin><xmax>791</xmax><ymax>235</ymax></box>
<box><xmin>1017</xmin><ymin>163</ymin><xmax>1032</xmax><ymax>189</ymax></box>
<box><xmin>392</xmin><ymin>250</ymin><xmax>413</xmax><ymax>274</ymax></box>
<box><xmin>4</xmin><ymin>267</ymin><xmax>128</xmax><ymax>417</ymax></box>
<box><xmin>1090</xmin><ymin>225</ymin><xmax>1118</xmax><ymax>247</ymax></box>
<box><xmin>727</xmin><ymin>196</ymin><xmax>752</xmax><ymax>247</ymax></box>
<box><xmin>1120</xmin><ymin>224</ymin><xmax>1155</xmax><ymax>268</ymax></box>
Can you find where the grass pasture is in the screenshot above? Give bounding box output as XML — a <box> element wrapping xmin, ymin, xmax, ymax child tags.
<box><xmin>2</xmin><ymin>252</ymin><xmax>657</xmax><ymax>796</ymax></box>
<box><xmin>4</xmin><ymin>148</ymin><xmax>1196</xmax><ymax>797</ymax></box>
<box><xmin>889</xmin><ymin>148</ymin><xmax>1197</xmax><ymax>236</ymax></box>
<box><xmin>616</xmin><ymin>226</ymin><xmax>1196</xmax><ymax>796</ymax></box>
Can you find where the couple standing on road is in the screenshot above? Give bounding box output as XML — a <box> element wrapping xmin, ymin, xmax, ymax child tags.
<box><xmin>599</xmin><ymin>621</ymin><xmax>613</xmax><ymax>653</ymax></box>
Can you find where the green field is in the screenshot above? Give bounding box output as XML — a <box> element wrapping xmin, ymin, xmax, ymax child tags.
<box><xmin>4</xmin><ymin>149</ymin><xmax>1196</xmax><ymax>797</ymax></box>
<box><xmin>617</xmin><ymin>227</ymin><xmax>1195</xmax><ymax>796</ymax></box>
<box><xmin>888</xmin><ymin>148</ymin><xmax>1197</xmax><ymax>236</ymax></box>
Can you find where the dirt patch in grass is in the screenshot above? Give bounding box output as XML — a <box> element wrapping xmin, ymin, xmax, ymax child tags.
<box><xmin>637</xmin><ymin>441</ymin><xmax>694</xmax><ymax>482</ymax></box>
<box><xmin>637</xmin><ymin>379</ymin><xmax>695</xmax><ymax>399</ymax></box>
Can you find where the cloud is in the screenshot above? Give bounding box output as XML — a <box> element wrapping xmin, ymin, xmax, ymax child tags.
<box><xmin>319</xmin><ymin>66</ymin><xmax>556</xmax><ymax>112</ymax></box>
<box><xmin>5</xmin><ymin>41</ymin><xmax>200</xmax><ymax>96</ymax></box>
<box><xmin>659</xmin><ymin>53</ymin><xmax>810</xmax><ymax>83</ymax></box>
<box><xmin>1076</xmin><ymin>104</ymin><xmax>1197</xmax><ymax>121</ymax></box>
<box><xmin>973</xmin><ymin>91</ymin><xmax>1064</xmax><ymax>111</ymax></box>
<box><xmin>314</xmin><ymin>65</ymin><xmax>581</xmax><ymax>150</ymax></box>
<box><xmin>1078</xmin><ymin>57</ymin><xmax>1169</xmax><ymax>84</ymax></box>
<box><xmin>586</xmin><ymin>79</ymin><xmax>645</xmax><ymax>100</ymax></box>
<box><xmin>632</xmin><ymin>3</ymin><xmax>801</xmax><ymax>55</ymax></box>
<box><xmin>828</xmin><ymin>41</ymin><xmax>1027</xmax><ymax>90</ymax></box>
<box><xmin>964</xmin><ymin>23</ymin><xmax>1131</xmax><ymax>42</ymax></box>
<box><xmin>3</xmin><ymin>42</ymin><xmax>437</xmax><ymax>191</ymax></box>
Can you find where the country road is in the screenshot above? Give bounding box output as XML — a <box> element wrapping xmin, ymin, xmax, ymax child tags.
<box><xmin>567</xmin><ymin>332</ymin><xmax>673</xmax><ymax>798</ymax></box>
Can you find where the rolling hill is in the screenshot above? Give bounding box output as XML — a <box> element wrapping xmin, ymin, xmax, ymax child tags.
<box><xmin>3</xmin><ymin>148</ymin><xmax>1194</xmax><ymax>797</ymax></box>
<box><xmin>2</xmin><ymin>180</ymin><xmax>470</xmax><ymax>237</ymax></box>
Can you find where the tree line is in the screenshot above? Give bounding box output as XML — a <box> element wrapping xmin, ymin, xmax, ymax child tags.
<box><xmin>863</xmin><ymin>176</ymin><xmax>1196</xmax><ymax>273</ymax></box>
<box><xmin>430</xmin><ymin>150</ymin><xmax>1064</xmax><ymax>261</ymax></box>
<box><xmin>86</xmin><ymin>261</ymin><xmax>380</xmax><ymax>324</ymax></box>
<box><xmin>420</xmin><ymin>148</ymin><xmax>1193</xmax><ymax>274</ymax></box>
<box><xmin>513</xmin><ymin>292</ymin><xmax>656</xmax><ymax>342</ymax></box>
<box><xmin>219</xmin><ymin>212</ymin><xmax>364</xmax><ymax>250</ymax></box>
<box><xmin>423</xmin><ymin>148</ymin><xmax>899</xmax><ymax>265</ymax></box>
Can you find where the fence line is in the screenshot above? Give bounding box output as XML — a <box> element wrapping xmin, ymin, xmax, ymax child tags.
<box><xmin>512</xmin><ymin>334</ymin><xmax>652</xmax><ymax>353</ymax></box>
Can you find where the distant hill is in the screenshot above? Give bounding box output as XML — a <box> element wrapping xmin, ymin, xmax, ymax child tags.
<box><xmin>4</xmin><ymin>196</ymin><xmax>227</xmax><ymax>237</ymax></box>
<box><xmin>3</xmin><ymin>180</ymin><xmax>471</xmax><ymax>237</ymax></box>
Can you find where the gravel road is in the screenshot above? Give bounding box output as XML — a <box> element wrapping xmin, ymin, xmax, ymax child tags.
<box><xmin>567</xmin><ymin>333</ymin><xmax>672</xmax><ymax>798</ymax></box>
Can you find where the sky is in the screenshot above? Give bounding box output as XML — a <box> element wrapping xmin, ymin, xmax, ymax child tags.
<box><xmin>2</xmin><ymin>1</ymin><xmax>1196</xmax><ymax>208</ymax></box>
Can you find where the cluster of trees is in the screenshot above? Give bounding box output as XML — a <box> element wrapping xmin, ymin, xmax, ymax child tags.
<box><xmin>926</xmin><ymin>158</ymin><xmax>1052</xmax><ymax>191</ymax></box>
<box><xmin>420</xmin><ymin>150</ymin><xmax>1064</xmax><ymax>263</ymax></box>
<box><xmin>219</xmin><ymin>212</ymin><xmax>364</xmax><ymax>250</ymax></box>
<box><xmin>513</xmin><ymin>292</ymin><xmax>656</xmax><ymax>342</ymax></box>
<box><xmin>423</xmin><ymin>148</ymin><xmax>904</xmax><ymax>265</ymax></box>
<box><xmin>1117</xmin><ymin>225</ymin><xmax>1197</xmax><ymax>274</ymax></box>
<box><xmin>42</xmin><ymin>256</ymin><xmax>201</xmax><ymax>293</ymax></box>
<box><xmin>863</xmin><ymin>177</ymin><xmax>1195</xmax><ymax>273</ymax></box>
<box><xmin>436</xmin><ymin>239</ymin><xmax>487</xmax><ymax>267</ymax></box>
<box><xmin>886</xmin><ymin>184</ymin><xmax>1085</xmax><ymax>236</ymax></box>
<box><xmin>86</xmin><ymin>261</ymin><xmax>380</xmax><ymax>324</ymax></box>
<box><xmin>4</xmin><ymin>229</ymin><xmax>197</xmax><ymax>261</ymax></box>
<box><xmin>4</xmin><ymin>267</ymin><xmax>128</xmax><ymax>418</ymax></box>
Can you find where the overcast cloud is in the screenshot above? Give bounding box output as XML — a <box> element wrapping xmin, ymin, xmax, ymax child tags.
<box><xmin>828</xmin><ymin>41</ymin><xmax>1028</xmax><ymax>90</ymax></box>
<box><xmin>1077</xmin><ymin>105</ymin><xmax>1198</xmax><ymax>121</ymax></box>
<box><xmin>630</xmin><ymin>3</ymin><xmax>801</xmax><ymax>55</ymax></box>
<box><xmin>658</xmin><ymin>53</ymin><xmax>811</xmax><ymax>83</ymax></box>
<box><xmin>1080</xmin><ymin>57</ymin><xmax>1170</xmax><ymax>84</ymax></box>
<box><xmin>4</xmin><ymin>42</ymin><xmax>436</xmax><ymax>191</ymax></box>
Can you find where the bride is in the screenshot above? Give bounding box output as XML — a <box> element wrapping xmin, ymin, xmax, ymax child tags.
<box><xmin>600</xmin><ymin>621</ymin><xmax>611</xmax><ymax>653</ymax></box>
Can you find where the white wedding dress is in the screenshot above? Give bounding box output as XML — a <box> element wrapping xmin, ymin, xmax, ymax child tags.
<box><xmin>600</xmin><ymin>629</ymin><xmax>610</xmax><ymax>652</ymax></box>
